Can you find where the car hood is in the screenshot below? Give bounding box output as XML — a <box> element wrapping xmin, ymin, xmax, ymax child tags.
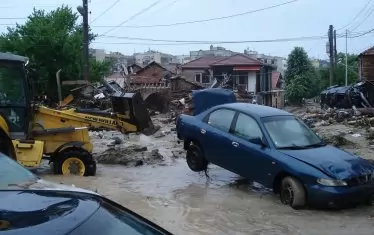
<box><xmin>279</xmin><ymin>145</ymin><xmax>374</xmax><ymax>180</ymax></box>
<box><xmin>7</xmin><ymin>179</ymin><xmax>98</xmax><ymax>195</ymax></box>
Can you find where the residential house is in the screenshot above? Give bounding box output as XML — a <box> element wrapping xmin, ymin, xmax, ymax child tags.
<box><xmin>134</xmin><ymin>50</ymin><xmax>177</xmax><ymax>66</ymax></box>
<box><xmin>358</xmin><ymin>46</ymin><xmax>374</xmax><ymax>81</ymax></box>
<box><xmin>190</xmin><ymin>45</ymin><xmax>236</xmax><ymax>60</ymax></box>
<box><xmin>181</xmin><ymin>56</ymin><xmax>225</xmax><ymax>86</ymax></box>
<box><xmin>127</xmin><ymin>63</ymin><xmax>143</xmax><ymax>74</ymax></box>
<box><xmin>130</xmin><ymin>61</ymin><xmax>175</xmax><ymax>85</ymax></box>
<box><xmin>135</xmin><ymin>51</ymin><xmax>162</xmax><ymax>65</ymax></box>
<box><xmin>181</xmin><ymin>54</ymin><xmax>276</xmax><ymax>106</ymax></box>
<box><xmin>270</xmin><ymin>72</ymin><xmax>285</xmax><ymax>108</ymax></box>
<box><xmin>90</xmin><ymin>48</ymin><xmax>106</xmax><ymax>62</ymax></box>
<box><xmin>244</xmin><ymin>50</ymin><xmax>287</xmax><ymax>75</ymax></box>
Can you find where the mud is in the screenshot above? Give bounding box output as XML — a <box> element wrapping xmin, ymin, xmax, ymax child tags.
<box><xmin>39</xmin><ymin>112</ymin><xmax>374</xmax><ymax>235</ymax></box>
<box><xmin>42</xmin><ymin>161</ymin><xmax>374</xmax><ymax>235</ymax></box>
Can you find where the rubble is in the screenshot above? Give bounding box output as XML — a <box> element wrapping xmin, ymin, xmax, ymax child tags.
<box><xmin>94</xmin><ymin>145</ymin><xmax>165</xmax><ymax>166</ymax></box>
<box><xmin>89</xmin><ymin>112</ymin><xmax>182</xmax><ymax>167</ymax></box>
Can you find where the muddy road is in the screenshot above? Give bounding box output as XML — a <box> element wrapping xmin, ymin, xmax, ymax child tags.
<box><xmin>43</xmin><ymin>162</ymin><xmax>374</xmax><ymax>235</ymax></box>
<box><xmin>40</xmin><ymin>113</ymin><xmax>374</xmax><ymax>235</ymax></box>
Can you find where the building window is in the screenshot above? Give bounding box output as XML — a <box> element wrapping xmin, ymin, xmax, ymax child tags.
<box><xmin>271</xmin><ymin>59</ymin><xmax>275</xmax><ymax>64</ymax></box>
<box><xmin>238</xmin><ymin>76</ymin><xmax>247</xmax><ymax>85</ymax></box>
<box><xmin>195</xmin><ymin>73</ymin><xmax>202</xmax><ymax>83</ymax></box>
<box><xmin>202</xmin><ymin>75</ymin><xmax>210</xmax><ymax>84</ymax></box>
<box><xmin>264</xmin><ymin>59</ymin><xmax>267</xmax><ymax>64</ymax></box>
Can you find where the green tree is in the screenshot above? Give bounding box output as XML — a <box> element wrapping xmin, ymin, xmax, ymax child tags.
<box><xmin>318</xmin><ymin>53</ymin><xmax>358</xmax><ymax>89</ymax></box>
<box><xmin>284</xmin><ymin>47</ymin><xmax>317</xmax><ymax>104</ymax></box>
<box><xmin>0</xmin><ymin>6</ymin><xmax>111</xmax><ymax>100</ymax></box>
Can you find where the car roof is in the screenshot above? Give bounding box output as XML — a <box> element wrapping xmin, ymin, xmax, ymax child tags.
<box><xmin>0</xmin><ymin>190</ymin><xmax>99</xmax><ymax>234</ymax></box>
<box><xmin>215</xmin><ymin>103</ymin><xmax>293</xmax><ymax>118</ymax></box>
<box><xmin>0</xmin><ymin>52</ymin><xmax>28</xmax><ymax>63</ymax></box>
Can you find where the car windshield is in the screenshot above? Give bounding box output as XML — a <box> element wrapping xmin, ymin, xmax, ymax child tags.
<box><xmin>70</xmin><ymin>198</ymin><xmax>168</xmax><ymax>235</ymax></box>
<box><xmin>262</xmin><ymin>116</ymin><xmax>324</xmax><ymax>149</ymax></box>
<box><xmin>0</xmin><ymin>154</ymin><xmax>38</xmax><ymax>188</ymax></box>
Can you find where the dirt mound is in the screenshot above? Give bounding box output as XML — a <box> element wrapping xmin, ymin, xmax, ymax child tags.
<box><xmin>94</xmin><ymin>145</ymin><xmax>164</xmax><ymax>166</ymax></box>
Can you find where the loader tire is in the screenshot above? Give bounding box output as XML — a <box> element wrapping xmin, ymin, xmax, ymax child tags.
<box><xmin>54</xmin><ymin>148</ymin><xmax>96</xmax><ymax>176</ymax></box>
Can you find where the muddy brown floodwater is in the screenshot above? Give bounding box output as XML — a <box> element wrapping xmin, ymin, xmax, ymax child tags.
<box><xmin>42</xmin><ymin>161</ymin><xmax>374</xmax><ymax>235</ymax></box>
<box><xmin>40</xmin><ymin>114</ymin><xmax>374</xmax><ymax>235</ymax></box>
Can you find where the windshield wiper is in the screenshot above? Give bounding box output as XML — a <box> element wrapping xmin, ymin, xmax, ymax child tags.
<box><xmin>278</xmin><ymin>146</ymin><xmax>307</xmax><ymax>150</ymax></box>
<box><xmin>303</xmin><ymin>142</ymin><xmax>327</xmax><ymax>148</ymax></box>
<box><xmin>277</xmin><ymin>143</ymin><xmax>308</xmax><ymax>150</ymax></box>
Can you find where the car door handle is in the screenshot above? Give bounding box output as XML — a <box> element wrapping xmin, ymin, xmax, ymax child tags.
<box><xmin>200</xmin><ymin>129</ymin><xmax>206</xmax><ymax>134</ymax></box>
<box><xmin>232</xmin><ymin>141</ymin><xmax>239</xmax><ymax>147</ymax></box>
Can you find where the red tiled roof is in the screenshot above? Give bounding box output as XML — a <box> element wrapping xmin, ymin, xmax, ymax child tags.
<box><xmin>182</xmin><ymin>56</ymin><xmax>225</xmax><ymax>69</ymax></box>
<box><xmin>271</xmin><ymin>72</ymin><xmax>281</xmax><ymax>90</ymax></box>
<box><xmin>211</xmin><ymin>54</ymin><xmax>263</xmax><ymax>66</ymax></box>
<box><xmin>360</xmin><ymin>47</ymin><xmax>374</xmax><ymax>56</ymax></box>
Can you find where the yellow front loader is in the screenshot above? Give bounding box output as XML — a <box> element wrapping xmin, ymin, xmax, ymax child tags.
<box><xmin>0</xmin><ymin>53</ymin><xmax>97</xmax><ymax>176</ymax></box>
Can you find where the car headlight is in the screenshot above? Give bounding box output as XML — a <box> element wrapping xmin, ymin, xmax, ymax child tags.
<box><xmin>317</xmin><ymin>178</ymin><xmax>347</xmax><ymax>186</ymax></box>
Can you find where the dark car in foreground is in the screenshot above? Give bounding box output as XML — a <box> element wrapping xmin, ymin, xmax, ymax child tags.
<box><xmin>0</xmin><ymin>190</ymin><xmax>172</xmax><ymax>234</ymax></box>
<box><xmin>0</xmin><ymin>153</ymin><xmax>172</xmax><ymax>234</ymax></box>
<box><xmin>176</xmin><ymin>102</ymin><xmax>374</xmax><ymax>209</ymax></box>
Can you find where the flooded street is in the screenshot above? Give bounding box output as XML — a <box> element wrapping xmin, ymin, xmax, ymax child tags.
<box><xmin>43</xmin><ymin>162</ymin><xmax>374</xmax><ymax>235</ymax></box>
<box><xmin>39</xmin><ymin>114</ymin><xmax>374</xmax><ymax>235</ymax></box>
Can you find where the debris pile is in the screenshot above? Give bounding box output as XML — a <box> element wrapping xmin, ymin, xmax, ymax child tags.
<box><xmin>291</xmin><ymin>105</ymin><xmax>374</xmax><ymax>128</ymax></box>
<box><xmin>89</xmin><ymin>113</ymin><xmax>184</xmax><ymax>167</ymax></box>
<box><xmin>67</xmin><ymin>80</ymin><xmax>125</xmax><ymax>110</ymax></box>
<box><xmin>94</xmin><ymin>145</ymin><xmax>164</xmax><ymax>166</ymax></box>
<box><xmin>320</xmin><ymin>81</ymin><xmax>374</xmax><ymax>109</ymax></box>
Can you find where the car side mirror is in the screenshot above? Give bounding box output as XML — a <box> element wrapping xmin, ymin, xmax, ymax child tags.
<box><xmin>250</xmin><ymin>137</ymin><xmax>267</xmax><ymax>147</ymax></box>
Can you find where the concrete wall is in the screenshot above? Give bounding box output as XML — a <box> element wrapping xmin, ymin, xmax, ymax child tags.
<box><xmin>271</xmin><ymin>90</ymin><xmax>285</xmax><ymax>109</ymax></box>
<box><xmin>181</xmin><ymin>68</ymin><xmax>206</xmax><ymax>83</ymax></box>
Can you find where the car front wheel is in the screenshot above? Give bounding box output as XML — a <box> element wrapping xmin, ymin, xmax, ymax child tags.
<box><xmin>186</xmin><ymin>144</ymin><xmax>208</xmax><ymax>172</ymax></box>
<box><xmin>280</xmin><ymin>176</ymin><xmax>306</xmax><ymax>209</ymax></box>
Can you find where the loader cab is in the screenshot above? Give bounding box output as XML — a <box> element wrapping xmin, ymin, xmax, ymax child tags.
<box><xmin>0</xmin><ymin>53</ymin><xmax>31</xmax><ymax>140</ymax></box>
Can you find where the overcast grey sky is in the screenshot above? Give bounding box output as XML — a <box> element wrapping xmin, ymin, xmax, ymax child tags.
<box><xmin>1</xmin><ymin>0</ymin><xmax>373</xmax><ymax>59</ymax></box>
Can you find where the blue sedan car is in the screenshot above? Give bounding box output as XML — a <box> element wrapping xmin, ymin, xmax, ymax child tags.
<box><xmin>176</xmin><ymin>103</ymin><xmax>374</xmax><ymax>209</ymax></box>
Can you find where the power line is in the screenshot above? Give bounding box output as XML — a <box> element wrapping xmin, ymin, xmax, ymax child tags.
<box><xmin>95</xmin><ymin>0</ymin><xmax>299</xmax><ymax>29</ymax></box>
<box><xmin>97</xmin><ymin>29</ymin><xmax>374</xmax><ymax>43</ymax></box>
<box><xmin>136</xmin><ymin>0</ymin><xmax>182</xmax><ymax>21</ymax></box>
<box><xmin>336</xmin><ymin>0</ymin><xmax>373</xmax><ymax>31</ymax></box>
<box><xmin>349</xmin><ymin>4</ymin><xmax>374</xmax><ymax>31</ymax></box>
<box><xmin>93</xmin><ymin>35</ymin><xmax>329</xmax><ymax>46</ymax></box>
<box><xmin>349</xmin><ymin>28</ymin><xmax>374</xmax><ymax>38</ymax></box>
<box><xmin>90</xmin><ymin>0</ymin><xmax>122</xmax><ymax>24</ymax></box>
<box><xmin>99</xmin><ymin>0</ymin><xmax>164</xmax><ymax>36</ymax></box>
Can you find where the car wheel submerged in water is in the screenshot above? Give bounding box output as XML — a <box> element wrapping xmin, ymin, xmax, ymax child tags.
<box><xmin>186</xmin><ymin>144</ymin><xmax>208</xmax><ymax>172</ymax></box>
<box><xmin>280</xmin><ymin>176</ymin><xmax>306</xmax><ymax>209</ymax></box>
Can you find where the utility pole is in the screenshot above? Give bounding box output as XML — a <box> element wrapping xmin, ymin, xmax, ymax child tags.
<box><xmin>345</xmin><ymin>29</ymin><xmax>348</xmax><ymax>86</ymax></box>
<box><xmin>328</xmin><ymin>25</ymin><xmax>334</xmax><ymax>86</ymax></box>
<box><xmin>78</xmin><ymin>0</ymin><xmax>90</xmax><ymax>83</ymax></box>
<box><xmin>333</xmin><ymin>29</ymin><xmax>337</xmax><ymax>68</ymax></box>
<box><xmin>83</xmin><ymin>0</ymin><xmax>90</xmax><ymax>82</ymax></box>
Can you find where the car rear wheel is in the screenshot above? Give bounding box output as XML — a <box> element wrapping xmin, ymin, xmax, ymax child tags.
<box><xmin>186</xmin><ymin>144</ymin><xmax>208</xmax><ymax>172</ymax></box>
<box><xmin>280</xmin><ymin>176</ymin><xmax>306</xmax><ymax>209</ymax></box>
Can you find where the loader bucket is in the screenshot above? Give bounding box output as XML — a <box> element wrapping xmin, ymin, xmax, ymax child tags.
<box><xmin>111</xmin><ymin>92</ymin><xmax>158</xmax><ymax>135</ymax></box>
